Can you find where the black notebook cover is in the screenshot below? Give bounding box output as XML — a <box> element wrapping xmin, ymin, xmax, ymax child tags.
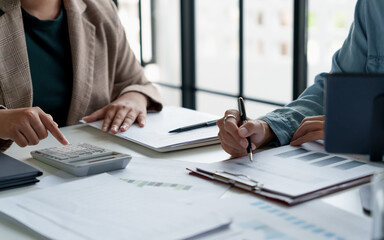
<box><xmin>0</xmin><ymin>152</ymin><xmax>42</xmax><ymax>190</ymax></box>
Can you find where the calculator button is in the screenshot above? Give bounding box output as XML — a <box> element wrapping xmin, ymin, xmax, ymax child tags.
<box><xmin>31</xmin><ymin>143</ymin><xmax>114</xmax><ymax>163</ymax></box>
<box><xmin>30</xmin><ymin>143</ymin><xmax>131</xmax><ymax>176</ymax></box>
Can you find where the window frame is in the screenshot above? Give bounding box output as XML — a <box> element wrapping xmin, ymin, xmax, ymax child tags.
<box><xmin>137</xmin><ymin>0</ymin><xmax>309</xmax><ymax>109</ymax></box>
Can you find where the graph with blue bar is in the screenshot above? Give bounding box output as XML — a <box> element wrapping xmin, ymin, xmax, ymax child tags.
<box><xmin>275</xmin><ymin>148</ymin><xmax>366</xmax><ymax>170</ymax></box>
<box><xmin>236</xmin><ymin>219</ymin><xmax>296</xmax><ymax>240</ymax></box>
<box><xmin>248</xmin><ymin>201</ymin><xmax>346</xmax><ymax>240</ymax></box>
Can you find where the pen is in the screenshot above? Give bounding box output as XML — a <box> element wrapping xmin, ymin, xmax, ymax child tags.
<box><xmin>238</xmin><ymin>97</ymin><xmax>253</xmax><ymax>162</ymax></box>
<box><xmin>168</xmin><ymin>119</ymin><xmax>218</xmax><ymax>133</ymax></box>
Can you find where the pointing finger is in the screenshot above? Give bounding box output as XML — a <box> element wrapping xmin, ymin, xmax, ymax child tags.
<box><xmin>82</xmin><ymin>108</ymin><xmax>107</xmax><ymax>123</ymax></box>
<box><xmin>40</xmin><ymin>113</ymin><xmax>69</xmax><ymax>145</ymax></box>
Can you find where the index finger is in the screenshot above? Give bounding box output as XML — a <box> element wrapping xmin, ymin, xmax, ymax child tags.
<box><xmin>300</xmin><ymin>115</ymin><xmax>325</xmax><ymax>125</ymax></box>
<box><xmin>291</xmin><ymin>120</ymin><xmax>324</xmax><ymax>142</ymax></box>
<box><xmin>39</xmin><ymin>113</ymin><xmax>69</xmax><ymax>145</ymax></box>
<box><xmin>224</xmin><ymin>109</ymin><xmax>240</xmax><ymax>123</ymax></box>
<box><xmin>222</xmin><ymin>110</ymin><xmax>242</xmax><ymax>138</ymax></box>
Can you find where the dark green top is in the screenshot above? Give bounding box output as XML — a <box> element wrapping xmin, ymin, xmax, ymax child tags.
<box><xmin>22</xmin><ymin>7</ymin><xmax>73</xmax><ymax>127</ymax></box>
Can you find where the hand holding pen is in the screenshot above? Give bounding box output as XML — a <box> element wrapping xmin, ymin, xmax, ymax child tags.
<box><xmin>238</xmin><ymin>97</ymin><xmax>253</xmax><ymax>162</ymax></box>
<box><xmin>217</xmin><ymin>98</ymin><xmax>275</xmax><ymax>160</ymax></box>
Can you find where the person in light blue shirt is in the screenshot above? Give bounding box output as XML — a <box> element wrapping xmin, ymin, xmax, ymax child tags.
<box><xmin>217</xmin><ymin>0</ymin><xmax>380</xmax><ymax>157</ymax></box>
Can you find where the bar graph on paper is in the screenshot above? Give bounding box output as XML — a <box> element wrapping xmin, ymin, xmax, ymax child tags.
<box><xmin>237</xmin><ymin>201</ymin><xmax>348</xmax><ymax>240</ymax></box>
<box><xmin>207</xmin><ymin>200</ymin><xmax>346</xmax><ymax>240</ymax></box>
<box><xmin>275</xmin><ymin>148</ymin><xmax>366</xmax><ymax>170</ymax></box>
<box><xmin>120</xmin><ymin>178</ymin><xmax>192</xmax><ymax>191</ymax></box>
<box><xmin>226</xmin><ymin>147</ymin><xmax>369</xmax><ymax>187</ymax></box>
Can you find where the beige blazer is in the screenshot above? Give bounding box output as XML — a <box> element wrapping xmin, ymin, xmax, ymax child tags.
<box><xmin>0</xmin><ymin>0</ymin><xmax>163</xmax><ymax>151</ymax></box>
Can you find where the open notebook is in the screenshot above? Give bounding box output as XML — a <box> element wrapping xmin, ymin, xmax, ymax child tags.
<box><xmin>83</xmin><ymin>106</ymin><xmax>220</xmax><ymax>152</ymax></box>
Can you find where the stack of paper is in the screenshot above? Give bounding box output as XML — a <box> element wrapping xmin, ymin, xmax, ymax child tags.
<box><xmin>0</xmin><ymin>174</ymin><xmax>230</xmax><ymax>240</ymax></box>
<box><xmin>83</xmin><ymin>106</ymin><xmax>220</xmax><ymax>152</ymax></box>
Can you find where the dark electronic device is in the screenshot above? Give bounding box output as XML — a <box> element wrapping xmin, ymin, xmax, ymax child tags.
<box><xmin>325</xmin><ymin>73</ymin><xmax>384</xmax><ymax>162</ymax></box>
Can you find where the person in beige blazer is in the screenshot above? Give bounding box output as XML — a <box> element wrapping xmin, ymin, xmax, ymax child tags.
<box><xmin>0</xmin><ymin>0</ymin><xmax>163</xmax><ymax>151</ymax></box>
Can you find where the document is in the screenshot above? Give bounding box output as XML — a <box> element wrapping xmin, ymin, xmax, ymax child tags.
<box><xmin>188</xmin><ymin>144</ymin><xmax>383</xmax><ymax>205</ymax></box>
<box><xmin>198</xmin><ymin>194</ymin><xmax>371</xmax><ymax>240</ymax></box>
<box><xmin>0</xmin><ymin>174</ymin><xmax>231</xmax><ymax>240</ymax></box>
<box><xmin>83</xmin><ymin>106</ymin><xmax>220</xmax><ymax>152</ymax></box>
<box><xmin>34</xmin><ymin>157</ymin><xmax>230</xmax><ymax>202</ymax></box>
<box><xmin>110</xmin><ymin>157</ymin><xmax>230</xmax><ymax>202</ymax></box>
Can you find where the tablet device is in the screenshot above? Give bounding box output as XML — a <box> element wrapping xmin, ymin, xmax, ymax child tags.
<box><xmin>324</xmin><ymin>74</ymin><xmax>384</xmax><ymax>160</ymax></box>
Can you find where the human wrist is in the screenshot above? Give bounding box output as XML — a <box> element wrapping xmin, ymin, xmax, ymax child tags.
<box><xmin>121</xmin><ymin>92</ymin><xmax>149</xmax><ymax>108</ymax></box>
<box><xmin>260</xmin><ymin>120</ymin><xmax>277</xmax><ymax>147</ymax></box>
<box><xmin>0</xmin><ymin>109</ymin><xmax>8</xmax><ymax>140</ymax></box>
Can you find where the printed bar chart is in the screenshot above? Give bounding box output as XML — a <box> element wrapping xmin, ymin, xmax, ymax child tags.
<box><xmin>275</xmin><ymin>148</ymin><xmax>367</xmax><ymax>170</ymax></box>
<box><xmin>120</xmin><ymin>178</ymin><xmax>192</xmax><ymax>190</ymax></box>
<box><xmin>249</xmin><ymin>201</ymin><xmax>344</xmax><ymax>240</ymax></box>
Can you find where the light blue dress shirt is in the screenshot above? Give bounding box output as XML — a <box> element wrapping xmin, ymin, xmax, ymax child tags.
<box><xmin>259</xmin><ymin>0</ymin><xmax>384</xmax><ymax>146</ymax></box>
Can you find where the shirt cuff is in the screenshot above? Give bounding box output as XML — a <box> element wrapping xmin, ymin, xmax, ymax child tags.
<box><xmin>258</xmin><ymin>112</ymin><xmax>297</xmax><ymax>146</ymax></box>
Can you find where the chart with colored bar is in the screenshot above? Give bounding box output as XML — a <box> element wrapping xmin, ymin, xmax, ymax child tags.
<box><xmin>120</xmin><ymin>178</ymin><xmax>192</xmax><ymax>191</ymax></box>
<box><xmin>192</xmin><ymin>144</ymin><xmax>382</xmax><ymax>204</ymax></box>
<box><xmin>199</xmin><ymin>195</ymin><xmax>369</xmax><ymax>240</ymax></box>
<box><xmin>275</xmin><ymin>148</ymin><xmax>366</xmax><ymax>170</ymax></box>
<box><xmin>244</xmin><ymin>201</ymin><xmax>343</xmax><ymax>240</ymax></box>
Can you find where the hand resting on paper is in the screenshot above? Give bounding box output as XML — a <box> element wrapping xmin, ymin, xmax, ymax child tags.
<box><xmin>82</xmin><ymin>92</ymin><xmax>148</xmax><ymax>134</ymax></box>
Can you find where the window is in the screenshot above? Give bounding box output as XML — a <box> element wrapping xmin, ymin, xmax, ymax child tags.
<box><xmin>243</xmin><ymin>0</ymin><xmax>294</xmax><ymax>117</ymax></box>
<box><xmin>117</xmin><ymin>0</ymin><xmax>358</xmax><ymax>118</ymax></box>
<box><xmin>118</xmin><ymin>0</ymin><xmax>182</xmax><ymax>106</ymax></box>
<box><xmin>307</xmin><ymin>0</ymin><xmax>356</xmax><ymax>85</ymax></box>
<box><xmin>194</xmin><ymin>0</ymin><xmax>295</xmax><ymax>117</ymax></box>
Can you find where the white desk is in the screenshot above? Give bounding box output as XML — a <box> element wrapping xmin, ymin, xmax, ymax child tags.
<box><xmin>0</xmin><ymin>124</ymin><xmax>372</xmax><ymax>239</ymax></box>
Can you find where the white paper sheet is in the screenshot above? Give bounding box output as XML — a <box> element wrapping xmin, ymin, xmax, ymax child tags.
<box><xmin>0</xmin><ymin>174</ymin><xmax>230</xmax><ymax>240</ymax></box>
<box><xmin>196</xmin><ymin>145</ymin><xmax>383</xmax><ymax>198</ymax></box>
<box><xmin>110</xmin><ymin>157</ymin><xmax>230</xmax><ymax>202</ymax></box>
<box><xmin>84</xmin><ymin>106</ymin><xmax>220</xmax><ymax>152</ymax></box>
<box><xmin>199</xmin><ymin>194</ymin><xmax>371</xmax><ymax>240</ymax></box>
<box><xmin>35</xmin><ymin>157</ymin><xmax>230</xmax><ymax>202</ymax></box>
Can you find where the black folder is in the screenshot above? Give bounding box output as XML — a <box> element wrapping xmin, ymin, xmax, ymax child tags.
<box><xmin>0</xmin><ymin>152</ymin><xmax>42</xmax><ymax>190</ymax></box>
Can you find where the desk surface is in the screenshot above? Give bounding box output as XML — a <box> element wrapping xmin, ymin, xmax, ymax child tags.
<box><xmin>0</xmin><ymin>124</ymin><xmax>371</xmax><ymax>239</ymax></box>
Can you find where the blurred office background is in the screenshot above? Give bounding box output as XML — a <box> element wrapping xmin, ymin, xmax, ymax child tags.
<box><xmin>116</xmin><ymin>0</ymin><xmax>356</xmax><ymax>119</ymax></box>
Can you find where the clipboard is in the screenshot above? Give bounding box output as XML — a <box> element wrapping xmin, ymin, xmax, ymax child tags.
<box><xmin>187</xmin><ymin>145</ymin><xmax>383</xmax><ymax>205</ymax></box>
<box><xmin>187</xmin><ymin>168</ymin><xmax>372</xmax><ymax>205</ymax></box>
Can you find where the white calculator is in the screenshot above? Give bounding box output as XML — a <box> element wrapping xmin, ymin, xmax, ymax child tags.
<box><xmin>31</xmin><ymin>143</ymin><xmax>131</xmax><ymax>177</ymax></box>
